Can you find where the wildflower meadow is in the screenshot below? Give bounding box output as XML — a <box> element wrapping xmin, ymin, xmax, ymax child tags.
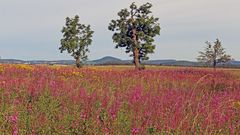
<box><xmin>0</xmin><ymin>64</ymin><xmax>239</xmax><ymax>134</ymax></box>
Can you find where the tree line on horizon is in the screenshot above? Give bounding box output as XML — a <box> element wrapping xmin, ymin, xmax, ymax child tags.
<box><xmin>59</xmin><ymin>2</ymin><xmax>232</xmax><ymax>70</ymax></box>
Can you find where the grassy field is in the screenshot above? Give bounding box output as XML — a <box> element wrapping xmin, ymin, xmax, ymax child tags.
<box><xmin>0</xmin><ymin>64</ymin><xmax>239</xmax><ymax>134</ymax></box>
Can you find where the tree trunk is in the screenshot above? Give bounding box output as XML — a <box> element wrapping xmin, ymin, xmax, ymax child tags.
<box><xmin>132</xmin><ymin>28</ymin><xmax>142</xmax><ymax>70</ymax></box>
<box><xmin>213</xmin><ymin>59</ymin><xmax>216</xmax><ymax>69</ymax></box>
<box><xmin>133</xmin><ymin>48</ymin><xmax>141</xmax><ymax>70</ymax></box>
<box><xmin>75</xmin><ymin>56</ymin><xmax>81</xmax><ymax>68</ymax></box>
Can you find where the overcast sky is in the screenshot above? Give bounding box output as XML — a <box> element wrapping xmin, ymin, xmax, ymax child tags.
<box><xmin>0</xmin><ymin>0</ymin><xmax>239</xmax><ymax>61</ymax></box>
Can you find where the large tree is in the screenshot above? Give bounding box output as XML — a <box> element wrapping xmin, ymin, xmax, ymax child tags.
<box><xmin>60</xmin><ymin>15</ymin><xmax>94</xmax><ymax>68</ymax></box>
<box><xmin>108</xmin><ymin>2</ymin><xmax>160</xmax><ymax>70</ymax></box>
<box><xmin>197</xmin><ymin>38</ymin><xmax>232</xmax><ymax>68</ymax></box>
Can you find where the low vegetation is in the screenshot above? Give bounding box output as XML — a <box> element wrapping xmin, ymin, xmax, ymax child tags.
<box><xmin>0</xmin><ymin>64</ymin><xmax>239</xmax><ymax>134</ymax></box>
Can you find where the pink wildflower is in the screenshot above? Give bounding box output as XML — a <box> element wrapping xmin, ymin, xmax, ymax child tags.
<box><xmin>131</xmin><ymin>127</ymin><xmax>140</xmax><ymax>134</ymax></box>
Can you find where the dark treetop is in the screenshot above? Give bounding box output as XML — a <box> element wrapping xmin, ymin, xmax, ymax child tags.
<box><xmin>108</xmin><ymin>2</ymin><xmax>160</xmax><ymax>70</ymax></box>
<box><xmin>60</xmin><ymin>15</ymin><xmax>94</xmax><ymax>68</ymax></box>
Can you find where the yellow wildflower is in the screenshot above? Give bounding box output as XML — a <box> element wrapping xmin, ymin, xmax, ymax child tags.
<box><xmin>72</xmin><ymin>71</ymin><xmax>84</xmax><ymax>77</ymax></box>
<box><xmin>0</xmin><ymin>64</ymin><xmax>4</xmax><ymax>73</ymax></box>
<box><xmin>16</xmin><ymin>64</ymin><xmax>34</xmax><ymax>71</ymax></box>
<box><xmin>233</xmin><ymin>101</ymin><xmax>240</xmax><ymax>110</ymax></box>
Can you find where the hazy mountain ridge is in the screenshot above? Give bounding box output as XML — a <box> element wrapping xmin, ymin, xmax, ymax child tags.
<box><xmin>0</xmin><ymin>56</ymin><xmax>240</xmax><ymax>67</ymax></box>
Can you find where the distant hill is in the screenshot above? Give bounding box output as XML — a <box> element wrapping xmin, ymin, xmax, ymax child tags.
<box><xmin>159</xmin><ymin>60</ymin><xmax>202</xmax><ymax>67</ymax></box>
<box><xmin>142</xmin><ymin>59</ymin><xmax>176</xmax><ymax>65</ymax></box>
<box><xmin>88</xmin><ymin>56</ymin><xmax>131</xmax><ymax>65</ymax></box>
<box><xmin>227</xmin><ymin>61</ymin><xmax>240</xmax><ymax>65</ymax></box>
<box><xmin>0</xmin><ymin>57</ymin><xmax>240</xmax><ymax>68</ymax></box>
<box><xmin>0</xmin><ymin>59</ymin><xmax>25</xmax><ymax>64</ymax></box>
<box><xmin>0</xmin><ymin>59</ymin><xmax>75</xmax><ymax>65</ymax></box>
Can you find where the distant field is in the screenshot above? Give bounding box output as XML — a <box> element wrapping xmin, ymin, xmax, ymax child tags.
<box><xmin>0</xmin><ymin>64</ymin><xmax>239</xmax><ymax>134</ymax></box>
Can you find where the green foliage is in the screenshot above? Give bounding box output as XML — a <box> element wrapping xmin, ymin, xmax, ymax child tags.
<box><xmin>60</xmin><ymin>15</ymin><xmax>94</xmax><ymax>68</ymax></box>
<box><xmin>108</xmin><ymin>2</ymin><xmax>160</xmax><ymax>66</ymax></box>
<box><xmin>197</xmin><ymin>38</ymin><xmax>232</xmax><ymax>68</ymax></box>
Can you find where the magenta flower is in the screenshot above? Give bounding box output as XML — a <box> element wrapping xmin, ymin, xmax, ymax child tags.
<box><xmin>9</xmin><ymin>113</ymin><xmax>18</xmax><ymax>124</ymax></box>
<box><xmin>9</xmin><ymin>113</ymin><xmax>18</xmax><ymax>135</ymax></box>
<box><xmin>131</xmin><ymin>127</ymin><xmax>140</xmax><ymax>134</ymax></box>
<box><xmin>12</xmin><ymin>128</ymin><xmax>18</xmax><ymax>135</ymax></box>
